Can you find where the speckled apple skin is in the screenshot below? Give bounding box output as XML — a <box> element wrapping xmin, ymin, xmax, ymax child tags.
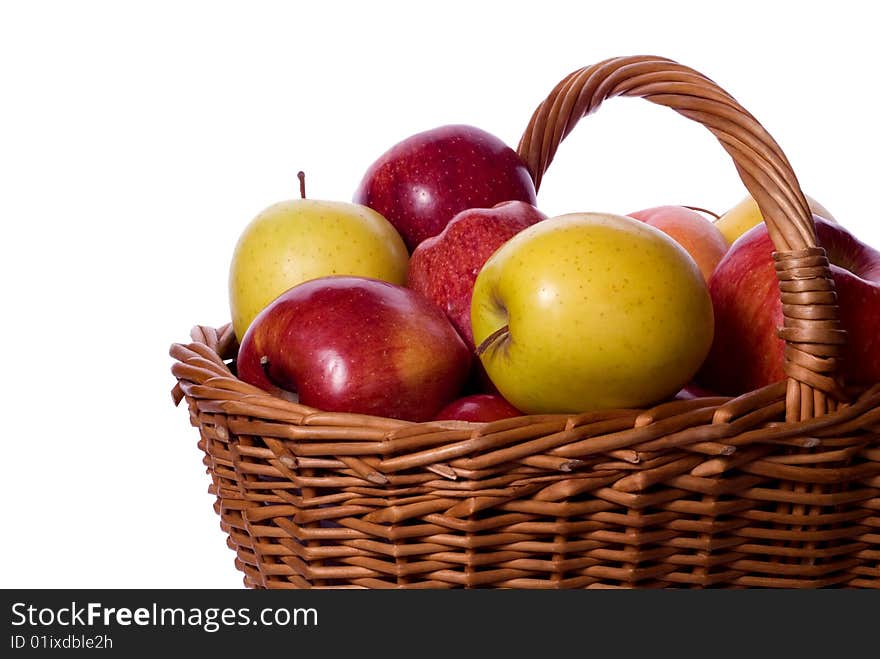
<box><xmin>228</xmin><ymin>199</ymin><xmax>408</xmax><ymax>341</ymax></box>
<box><xmin>353</xmin><ymin>124</ymin><xmax>537</xmax><ymax>251</ymax></box>
<box><xmin>408</xmin><ymin>200</ymin><xmax>546</xmax><ymax>349</ymax></box>
<box><xmin>236</xmin><ymin>276</ymin><xmax>471</xmax><ymax>422</ymax></box>
<box><xmin>471</xmin><ymin>213</ymin><xmax>714</xmax><ymax>414</ymax></box>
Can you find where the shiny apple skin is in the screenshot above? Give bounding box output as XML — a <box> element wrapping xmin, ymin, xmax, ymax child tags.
<box><xmin>353</xmin><ymin>124</ymin><xmax>537</xmax><ymax>251</ymax></box>
<box><xmin>696</xmin><ymin>216</ymin><xmax>880</xmax><ymax>394</ymax></box>
<box><xmin>236</xmin><ymin>276</ymin><xmax>471</xmax><ymax>422</ymax></box>
<box><xmin>434</xmin><ymin>394</ymin><xmax>522</xmax><ymax>422</ymax></box>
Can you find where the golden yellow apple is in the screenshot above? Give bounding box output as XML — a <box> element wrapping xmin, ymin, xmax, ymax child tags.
<box><xmin>229</xmin><ymin>199</ymin><xmax>408</xmax><ymax>341</ymax></box>
<box><xmin>471</xmin><ymin>212</ymin><xmax>714</xmax><ymax>413</ymax></box>
<box><xmin>714</xmin><ymin>194</ymin><xmax>835</xmax><ymax>246</ymax></box>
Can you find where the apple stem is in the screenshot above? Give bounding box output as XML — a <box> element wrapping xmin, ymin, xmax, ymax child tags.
<box><xmin>683</xmin><ymin>205</ymin><xmax>721</xmax><ymax>220</ymax></box>
<box><xmin>260</xmin><ymin>355</ymin><xmax>276</xmax><ymax>383</ymax></box>
<box><xmin>297</xmin><ymin>171</ymin><xmax>306</xmax><ymax>199</ymax></box>
<box><xmin>258</xmin><ymin>356</ymin><xmax>300</xmax><ymax>403</ymax></box>
<box><xmin>475</xmin><ymin>325</ymin><xmax>510</xmax><ymax>358</ymax></box>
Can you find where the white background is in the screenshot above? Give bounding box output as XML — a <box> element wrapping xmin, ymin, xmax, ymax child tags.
<box><xmin>1</xmin><ymin>1</ymin><xmax>877</xmax><ymax>588</ymax></box>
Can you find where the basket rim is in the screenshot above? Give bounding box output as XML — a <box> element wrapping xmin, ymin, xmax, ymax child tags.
<box><xmin>171</xmin><ymin>323</ymin><xmax>880</xmax><ymax>455</ymax></box>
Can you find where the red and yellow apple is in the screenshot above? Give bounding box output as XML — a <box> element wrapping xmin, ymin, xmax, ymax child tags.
<box><xmin>236</xmin><ymin>276</ymin><xmax>471</xmax><ymax>422</ymax></box>
<box><xmin>470</xmin><ymin>212</ymin><xmax>714</xmax><ymax>413</ymax></box>
<box><xmin>629</xmin><ymin>205</ymin><xmax>729</xmax><ymax>282</ymax></box>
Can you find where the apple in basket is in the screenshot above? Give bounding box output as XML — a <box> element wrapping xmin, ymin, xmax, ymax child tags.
<box><xmin>408</xmin><ymin>200</ymin><xmax>547</xmax><ymax>350</ymax></box>
<box><xmin>629</xmin><ymin>205</ymin><xmax>729</xmax><ymax>282</ymax></box>
<box><xmin>713</xmin><ymin>193</ymin><xmax>836</xmax><ymax>246</ymax></box>
<box><xmin>470</xmin><ymin>212</ymin><xmax>714</xmax><ymax>414</ymax></box>
<box><xmin>353</xmin><ymin>124</ymin><xmax>537</xmax><ymax>250</ymax></box>
<box><xmin>228</xmin><ymin>173</ymin><xmax>408</xmax><ymax>341</ymax></box>
<box><xmin>236</xmin><ymin>276</ymin><xmax>471</xmax><ymax>422</ymax></box>
<box><xmin>697</xmin><ymin>215</ymin><xmax>880</xmax><ymax>394</ymax></box>
<box><xmin>434</xmin><ymin>393</ymin><xmax>523</xmax><ymax>423</ymax></box>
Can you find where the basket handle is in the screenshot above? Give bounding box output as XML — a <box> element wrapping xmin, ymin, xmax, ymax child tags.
<box><xmin>517</xmin><ymin>55</ymin><xmax>846</xmax><ymax>421</ymax></box>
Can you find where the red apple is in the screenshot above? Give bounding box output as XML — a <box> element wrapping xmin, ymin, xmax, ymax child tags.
<box><xmin>674</xmin><ymin>382</ymin><xmax>720</xmax><ymax>400</ymax></box>
<box><xmin>408</xmin><ymin>200</ymin><xmax>546</xmax><ymax>349</ymax></box>
<box><xmin>629</xmin><ymin>205</ymin><xmax>729</xmax><ymax>281</ymax></box>
<box><xmin>434</xmin><ymin>394</ymin><xmax>522</xmax><ymax>423</ymax></box>
<box><xmin>236</xmin><ymin>276</ymin><xmax>471</xmax><ymax>422</ymax></box>
<box><xmin>696</xmin><ymin>216</ymin><xmax>880</xmax><ymax>395</ymax></box>
<box><xmin>353</xmin><ymin>124</ymin><xmax>537</xmax><ymax>250</ymax></box>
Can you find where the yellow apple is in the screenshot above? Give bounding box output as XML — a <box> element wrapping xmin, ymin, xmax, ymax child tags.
<box><xmin>714</xmin><ymin>194</ymin><xmax>835</xmax><ymax>246</ymax></box>
<box><xmin>229</xmin><ymin>199</ymin><xmax>408</xmax><ymax>341</ymax></box>
<box><xmin>470</xmin><ymin>212</ymin><xmax>714</xmax><ymax>413</ymax></box>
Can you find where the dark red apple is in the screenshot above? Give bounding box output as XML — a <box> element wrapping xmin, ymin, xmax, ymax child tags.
<box><xmin>696</xmin><ymin>216</ymin><xmax>880</xmax><ymax>395</ymax></box>
<box><xmin>236</xmin><ymin>276</ymin><xmax>471</xmax><ymax>422</ymax></box>
<box><xmin>408</xmin><ymin>200</ymin><xmax>546</xmax><ymax>350</ymax></box>
<box><xmin>674</xmin><ymin>382</ymin><xmax>720</xmax><ymax>400</ymax></box>
<box><xmin>353</xmin><ymin>124</ymin><xmax>537</xmax><ymax>250</ymax></box>
<box><xmin>434</xmin><ymin>394</ymin><xmax>522</xmax><ymax>423</ymax></box>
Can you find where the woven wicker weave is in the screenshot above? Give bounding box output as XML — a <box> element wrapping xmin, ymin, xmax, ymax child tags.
<box><xmin>170</xmin><ymin>56</ymin><xmax>880</xmax><ymax>588</ymax></box>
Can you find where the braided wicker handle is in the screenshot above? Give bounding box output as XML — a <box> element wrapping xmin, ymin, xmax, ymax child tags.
<box><xmin>517</xmin><ymin>55</ymin><xmax>846</xmax><ymax>422</ymax></box>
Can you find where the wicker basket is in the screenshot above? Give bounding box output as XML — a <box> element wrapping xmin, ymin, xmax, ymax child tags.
<box><xmin>170</xmin><ymin>56</ymin><xmax>880</xmax><ymax>588</ymax></box>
